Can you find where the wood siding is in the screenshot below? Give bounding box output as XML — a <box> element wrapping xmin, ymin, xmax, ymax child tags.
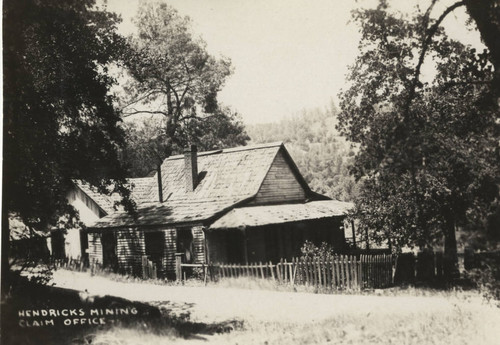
<box><xmin>116</xmin><ymin>229</ymin><xmax>145</xmax><ymax>276</ymax></box>
<box><xmin>192</xmin><ymin>226</ymin><xmax>205</xmax><ymax>264</ymax></box>
<box><xmin>251</xmin><ymin>150</ymin><xmax>306</xmax><ymax>205</ymax></box>
<box><xmin>87</xmin><ymin>225</ymin><xmax>207</xmax><ymax>279</ymax></box>
<box><xmin>162</xmin><ymin>228</ymin><xmax>177</xmax><ymax>278</ymax></box>
<box><xmin>163</xmin><ymin>226</ymin><xmax>205</xmax><ymax>278</ymax></box>
<box><xmin>88</xmin><ymin>233</ymin><xmax>102</xmax><ymax>264</ymax></box>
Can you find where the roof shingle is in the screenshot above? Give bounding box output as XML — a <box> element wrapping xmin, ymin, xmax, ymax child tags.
<box><xmin>140</xmin><ymin>142</ymin><xmax>283</xmax><ymax>204</ymax></box>
<box><xmin>208</xmin><ymin>200</ymin><xmax>355</xmax><ymax>230</ymax></box>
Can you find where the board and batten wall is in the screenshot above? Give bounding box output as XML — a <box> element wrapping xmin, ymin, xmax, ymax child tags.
<box><xmin>116</xmin><ymin>228</ymin><xmax>145</xmax><ymax>276</ymax></box>
<box><xmin>88</xmin><ymin>232</ymin><xmax>103</xmax><ymax>265</ymax></box>
<box><xmin>86</xmin><ymin>224</ymin><xmax>206</xmax><ymax>279</ymax></box>
<box><xmin>250</xmin><ymin>150</ymin><xmax>306</xmax><ymax>205</ymax></box>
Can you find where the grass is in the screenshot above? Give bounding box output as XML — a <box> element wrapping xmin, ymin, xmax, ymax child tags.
<box><xmin>222</xmin><ymin>305</ymin><xmax>499</xmax><ymax>345</ymax></box>
<box><xmin>88</xmin><ymin>296</ymin><xmax>499</xmax><ymax>345</ymax></box>
<box><xmin>84</xmin><ymin>276</ymin><xmax>500</xmax><ymax>345</ymax></box>
<box><xmin>5</xmin><ymin>270</ymin><xmax>499</xmax><ymax>345</ymax></box>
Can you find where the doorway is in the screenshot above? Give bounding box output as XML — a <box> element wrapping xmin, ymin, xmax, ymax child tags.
<box><xmin>101</xmin><ymin>232</ymin><xmax>117</xmax><ymax>270</ymax></box>
<box><xmin>144</xmin><ymin>231</ymin><xmax>165</xmax><ymax>272</ymax></box>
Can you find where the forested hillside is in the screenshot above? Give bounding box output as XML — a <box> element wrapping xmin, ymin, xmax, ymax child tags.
<box><xmin>246</xmin><ymin>105</ymin><xmax>358</xmax><ymax>202</ymax></box>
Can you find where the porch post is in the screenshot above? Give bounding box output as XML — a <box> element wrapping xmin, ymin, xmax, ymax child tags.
<box><xmin>351</xmin><ymin>220</ymin><xmax>356</xmax><ymax>249</ymax></box>
<box><xmin>203</xmin><ymin>228</ymin><xmax>209</xmax><ymax>264</ymax></box>
<box><xmin>175</xmin><ymin>253</ymin><xmax>183</xmax><ymax>281</ymax></box>
<box><xmin>243</xmin><ymin>228</ymin><xmax>248</xmax><ymax>264</ymax></box>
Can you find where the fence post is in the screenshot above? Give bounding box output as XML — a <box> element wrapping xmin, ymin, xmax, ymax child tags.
<box><xmin>152</xmin><ymin>262</ymin><xmax>157</xmax><ymax>280</ymax></box>
<box><xmin>175</xmin><ymin>253</ymin><xmax>183</xmax><ymax>281</ymax></box>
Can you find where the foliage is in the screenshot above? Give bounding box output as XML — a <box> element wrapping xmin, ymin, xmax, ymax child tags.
<box><xmin>120</xmin><ymin>1</ymin><xmax>233</xmax><ymax>162</ymax></box>
<box><xmin>465</xmin><ymin>252</ymin><xmax>500</xmax><ymax>304</ymax></box>
<box><xmin>300</xmin><ymin>241</ymin><xmax>336</xmax><ymax>260</ymax></box>
<box><xmin>468</xmin><ymin>265</ymin><xmax>500</xmax><ymax>305</ymax></box>
<box><xmin>246</xmin><ymin>105</ymin><xmax>359</xmax><ymax>201</ymax></box>
<box><xmin>121</xmin><ymin>107</ymin><xmax>249</xmax><ymax>177</ymax></box>
<box><xmin>3</xmin><ymin>0</ymin><xmax>134</xmax><ymax>264</ymax></box>
<box><xmin>463</xmin><ymin>0</ymin><xmax>500</xmax><ymax>96</ymax></box>
<box><xmin>338</xmin><ymin>1</ymin><xmax>500</xmax><ymax>255</ymax></box>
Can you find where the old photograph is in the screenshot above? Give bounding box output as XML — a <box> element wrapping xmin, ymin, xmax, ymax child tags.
<box><xmin>2</xmin><ymin>0</ymin><xmax>500</xmax><ymax>344</ymax></box>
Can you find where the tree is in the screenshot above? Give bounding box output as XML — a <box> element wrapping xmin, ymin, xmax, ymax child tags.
<box><xmin>121</xmin><ymin>107</ymin><xmax>249</xmax><ymax>177</ymax></box>
<box><xmin>463</xmin><ymin>0</ymin><xmax>500</xmax><ymax>95</ymax></box>
<box><xmin>3</xmin><ymin>0</ymin><xmax>133</xmax><ymax>291</ymax></box>
<box><xmin>338</xmin><ymin>1</ymin><xmax>499</xmax><ymax>275</ymax></box>
<box><xmin>120</xmin><ymin>1</ymin><xmax>233</xmax><ymax>166</ymax></box>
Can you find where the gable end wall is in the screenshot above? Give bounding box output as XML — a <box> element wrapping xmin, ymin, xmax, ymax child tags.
<box><xmin>250</xmin><ymin>150</ymin><xmax>307</xmax><ymax>205</ymax></box>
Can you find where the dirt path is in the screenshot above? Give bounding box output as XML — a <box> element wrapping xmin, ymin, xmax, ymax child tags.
<box><xmin>51</xmin><ymin>270</ymin><xmax>496</xmax><ymax>325</ymax></box>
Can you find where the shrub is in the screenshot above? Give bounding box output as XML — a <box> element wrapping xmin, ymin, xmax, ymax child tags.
<box><xmin>467</xmin><ymin>263</ymin><xmax>500</xmax><ymax>305</ymax></box>
<box><xmin>300</xmin><ymin>241</ymin><xmax>336</xmax><ymax>260</ymax></box>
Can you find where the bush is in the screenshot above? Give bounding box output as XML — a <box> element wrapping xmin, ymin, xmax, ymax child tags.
<box><xmin>467</xmin><ymin>264</ymin><xmax>500</xmax><ymax>305</ymax></box>
<box><xmin>300</xmin><ymin>241</ymin><xmax>336</xmax><ymax>260</ymax></box>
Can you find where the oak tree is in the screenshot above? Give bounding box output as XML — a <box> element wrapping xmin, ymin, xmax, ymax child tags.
<box><xmin>121</xmin><ymin>1</ymin><xmax>233</xmax><ymax>167</ymax></box>
<box><xmin>338</xmin><ymin>1</ymin><xmax>499</xmax><ymax>275</ymax></box>
<box><xmin>121</xmin><ymin>107</ymin><xmax>249</xmax><ymax>177</ymax></box>
<box><xmin>3</xmin><ymin>0</ymin><xmax>133</xmax><ymax>290</ymax></box>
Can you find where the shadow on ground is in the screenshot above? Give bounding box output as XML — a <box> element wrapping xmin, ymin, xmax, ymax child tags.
<box><xmin>1</xmin><ymin>276</ymin><xmax>242</xmax><ymax>345</ymax></box>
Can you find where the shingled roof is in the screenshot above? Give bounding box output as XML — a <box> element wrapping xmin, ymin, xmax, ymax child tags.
<box><xmin>128</xmin><ymin>177</ymin><xmax>156</xmax><ymax>201</ymax></box>
<box><xmin>74</xmin><ymin>177</ymin><xmax>155</xmax><ymax>216</ymax></box>
<box><xmin>74</xmin><ymin>180</ymin><xmax>116</xmax><ymax>215</ymax></box>
<box><xmin>91</xmin><ymin>143</ymin><xmax>293</xmax><ymax>229</ymax></box>
<box><xmin>140</xmin><ymin>142</ymin><xmax>286</xmax><ymax>203</ymax></box>
<box><xmin>209</xmin><ymin>200</ymin><xmax>354</xmax><ymax>230</ymax></box>
<box><xmin>86</xmin><ymin>199</ymin><xmax>246</xmax><ymax>229</ymax></box>
<box><xmin>89</xmin><ymin>142</ymin><xmax>346</xmax><ymax>230</ymax></box>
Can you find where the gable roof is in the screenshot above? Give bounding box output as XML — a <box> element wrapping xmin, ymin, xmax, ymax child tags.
<box><xmin>73</xmin><ymin>180</ymin><xmax>116</xmax><ymax>215</ymax></box>
<box><xmin>91</xmin><ymin>142</ymin><xmax>323</xmax><ymax>229</ymax></box>
<box><xmin>73</xmin><ymin>177</ymin><xmax>156</xmax><ymax>216</ymax></box>
<box><xmin>140</xmin><ymin>142</ymin><xmax>287</xmax><ymax>204</ymax></box>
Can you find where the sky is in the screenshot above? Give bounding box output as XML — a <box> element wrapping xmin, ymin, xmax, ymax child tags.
<box><xmin>105</xmin><ymin>0</ymin><xmax>484</xmax><ymax>125</ymax></box>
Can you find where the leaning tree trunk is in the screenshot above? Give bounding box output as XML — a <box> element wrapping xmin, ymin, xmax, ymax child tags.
<box><xmin>464</xmin><ymin>0</ymin><xmax>500</xmax><ymax>101</ymax></box>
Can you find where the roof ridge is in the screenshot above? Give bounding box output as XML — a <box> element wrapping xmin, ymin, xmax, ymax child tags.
<box><xmin>164</xmin><ymin>141</ymin><xmax>283</xmax><ymax>161</ymax></box>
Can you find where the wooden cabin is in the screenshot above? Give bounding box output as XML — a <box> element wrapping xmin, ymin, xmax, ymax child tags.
<box><xmin>87</xmin><ymin>143</ymin><xmax>354</xmax><ymax>278</ymax></box>
<box><xmin>48</xmin><ymin>178</ymin><xmax>153</xmax><ymax>261</ymax></box>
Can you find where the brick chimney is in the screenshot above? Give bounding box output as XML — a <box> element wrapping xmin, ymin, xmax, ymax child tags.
<box><xmin>184</xmin><ymin>145</ymin><xmax>198</xmax><ymax>191</ymax></box>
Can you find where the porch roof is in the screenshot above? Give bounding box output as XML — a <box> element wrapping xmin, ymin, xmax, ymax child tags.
<box><xmin>208</xmin><ymin>200</ymin><xmax>354</xmax><ymax>230</ymax></box>
<box><xmin>88</xmin><ymin>198</ymin><xmax>247</xmax><ymax>230</ymax></box>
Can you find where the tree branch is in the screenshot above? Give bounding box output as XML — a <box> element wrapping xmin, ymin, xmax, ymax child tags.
<box><xmin>122</xmin><ymin>109</ymin><xmax>169</xmax><ymax>117</ymax></box>
<box><xmin>403</xmin><ymin>1</ymin><xmax>465</xmax><ymax>119</ymax></box>
<box><xmin>118</xmin><ymin>89</ymin><xmax>165</xmax><ymax>111</ymax></box>
<box><xmin>178</xmin><ymin>112</ymin><xmax>225</xmax><ymax>123</ymax></box>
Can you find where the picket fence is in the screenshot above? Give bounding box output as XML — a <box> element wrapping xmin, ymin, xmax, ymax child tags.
<box><xmin>178</xmin><ymin>254</ymin><xmax>393</xmax><ymax>290</ymax></box>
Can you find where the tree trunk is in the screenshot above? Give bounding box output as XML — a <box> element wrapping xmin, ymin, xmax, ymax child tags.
<box><xmin>443</xmin><ymin>215</ymin><xmax>460</xmax><ymax>280</ymax></box>
<box><xmin>1</xmin><ymin>207</ymin><xmax>11</xmax><ymax>299</ymax></box>
<box><xmin>464</xmin><ymin>0</ymin><xmax>500</xmax><ymax>99</ymax></box>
